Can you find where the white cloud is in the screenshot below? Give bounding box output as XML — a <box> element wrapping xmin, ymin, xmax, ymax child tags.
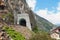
<box><xmin>36</xmin><ymin>2</ymin><xmax>60</xmax><ymax>24</ymax></box>
<box><xmin>36</xmin><ymin>9</ymin><xmax>60</xmax><ymax>24</ymax></box>
<box><xmin>26</xmin><ymin>0</ymin><xmax>36</xmax><ymax>10</ymax></box>
<box><xmin>57</xmin><ymin>2</ymin><xmax>60</xmax><ymax>11</ymax></box>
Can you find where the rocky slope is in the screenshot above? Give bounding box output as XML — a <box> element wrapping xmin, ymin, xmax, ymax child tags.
<box><xmin>11</xmin><ymin>25</ymin><xmax>34</xmax><ymax>40</ymax></box>
<box><xmin>0</xmin><ymin>24</ymin><xmax>11</xmax><ymax>40</ymax></box>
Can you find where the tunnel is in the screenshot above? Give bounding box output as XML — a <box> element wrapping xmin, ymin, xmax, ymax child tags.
<box><xmin>19</xmin><ymin>19</ymin><xmax>26</xmax><ymax>26</ymax></box>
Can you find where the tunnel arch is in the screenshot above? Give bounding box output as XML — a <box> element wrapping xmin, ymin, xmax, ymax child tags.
<box><xmin>19</xmin><ymin>19</ymin><xmax>26</xmax><ymax>26</ymax></box>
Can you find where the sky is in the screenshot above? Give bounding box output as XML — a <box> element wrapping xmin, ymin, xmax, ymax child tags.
<box><xmin>26</xmin><ymin>0</ymin><xmax>60</xmax><ymax>25</ymax></box>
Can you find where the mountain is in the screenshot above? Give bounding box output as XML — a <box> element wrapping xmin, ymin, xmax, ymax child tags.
<box><xmin>35</xmin><ymin>14</ymin><xmax>55</xmax><ymax>32</ymax></box>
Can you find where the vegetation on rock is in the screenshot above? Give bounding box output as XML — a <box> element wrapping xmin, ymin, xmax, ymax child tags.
<box><xmin>5</xmin><ymin>12</ymin><xmax>14</xmax><ymax>24</ymax></box>
<box><xmin>3</xmin><ymin>25</ymin><xmax>25</xmax><ymax>40</ymax></box>
<box><xmin>1</xmin><ymin>12</ymin><xmax>14</xmax><ymax>24</ymax></box>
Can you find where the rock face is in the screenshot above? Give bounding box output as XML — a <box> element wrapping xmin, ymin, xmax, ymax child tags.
<box><xmin>3</xmin><ymin>0</ymin><xmax>36</xmax><ymax>30</ymax></box>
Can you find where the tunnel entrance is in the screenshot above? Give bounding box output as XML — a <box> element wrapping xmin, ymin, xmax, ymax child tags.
<box><xmin>19</xmin><ymin>19</ymin><xmax>26</xmax><ymax>26</ymax></box>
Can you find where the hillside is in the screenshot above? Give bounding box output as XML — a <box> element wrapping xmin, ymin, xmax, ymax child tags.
<box><xmin>11</xmin><ymin>25</ymin><xmax>34</xmax><ymax>40</ymax></box>
<box><xmin>0</xmin><ymin>23</ymin><xmax>34</xmax><ymax>40</ymax></box>
<box><xmin>35</xmin><ymin>14</ymin><xmax>55</xmax><ymax>32</ymax></box>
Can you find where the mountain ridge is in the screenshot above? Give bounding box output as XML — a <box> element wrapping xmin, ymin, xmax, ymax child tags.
<box><xmin>34</xmin><ymin>14</ymin><xmax>55</xmax><ymax>32</ymax></box>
